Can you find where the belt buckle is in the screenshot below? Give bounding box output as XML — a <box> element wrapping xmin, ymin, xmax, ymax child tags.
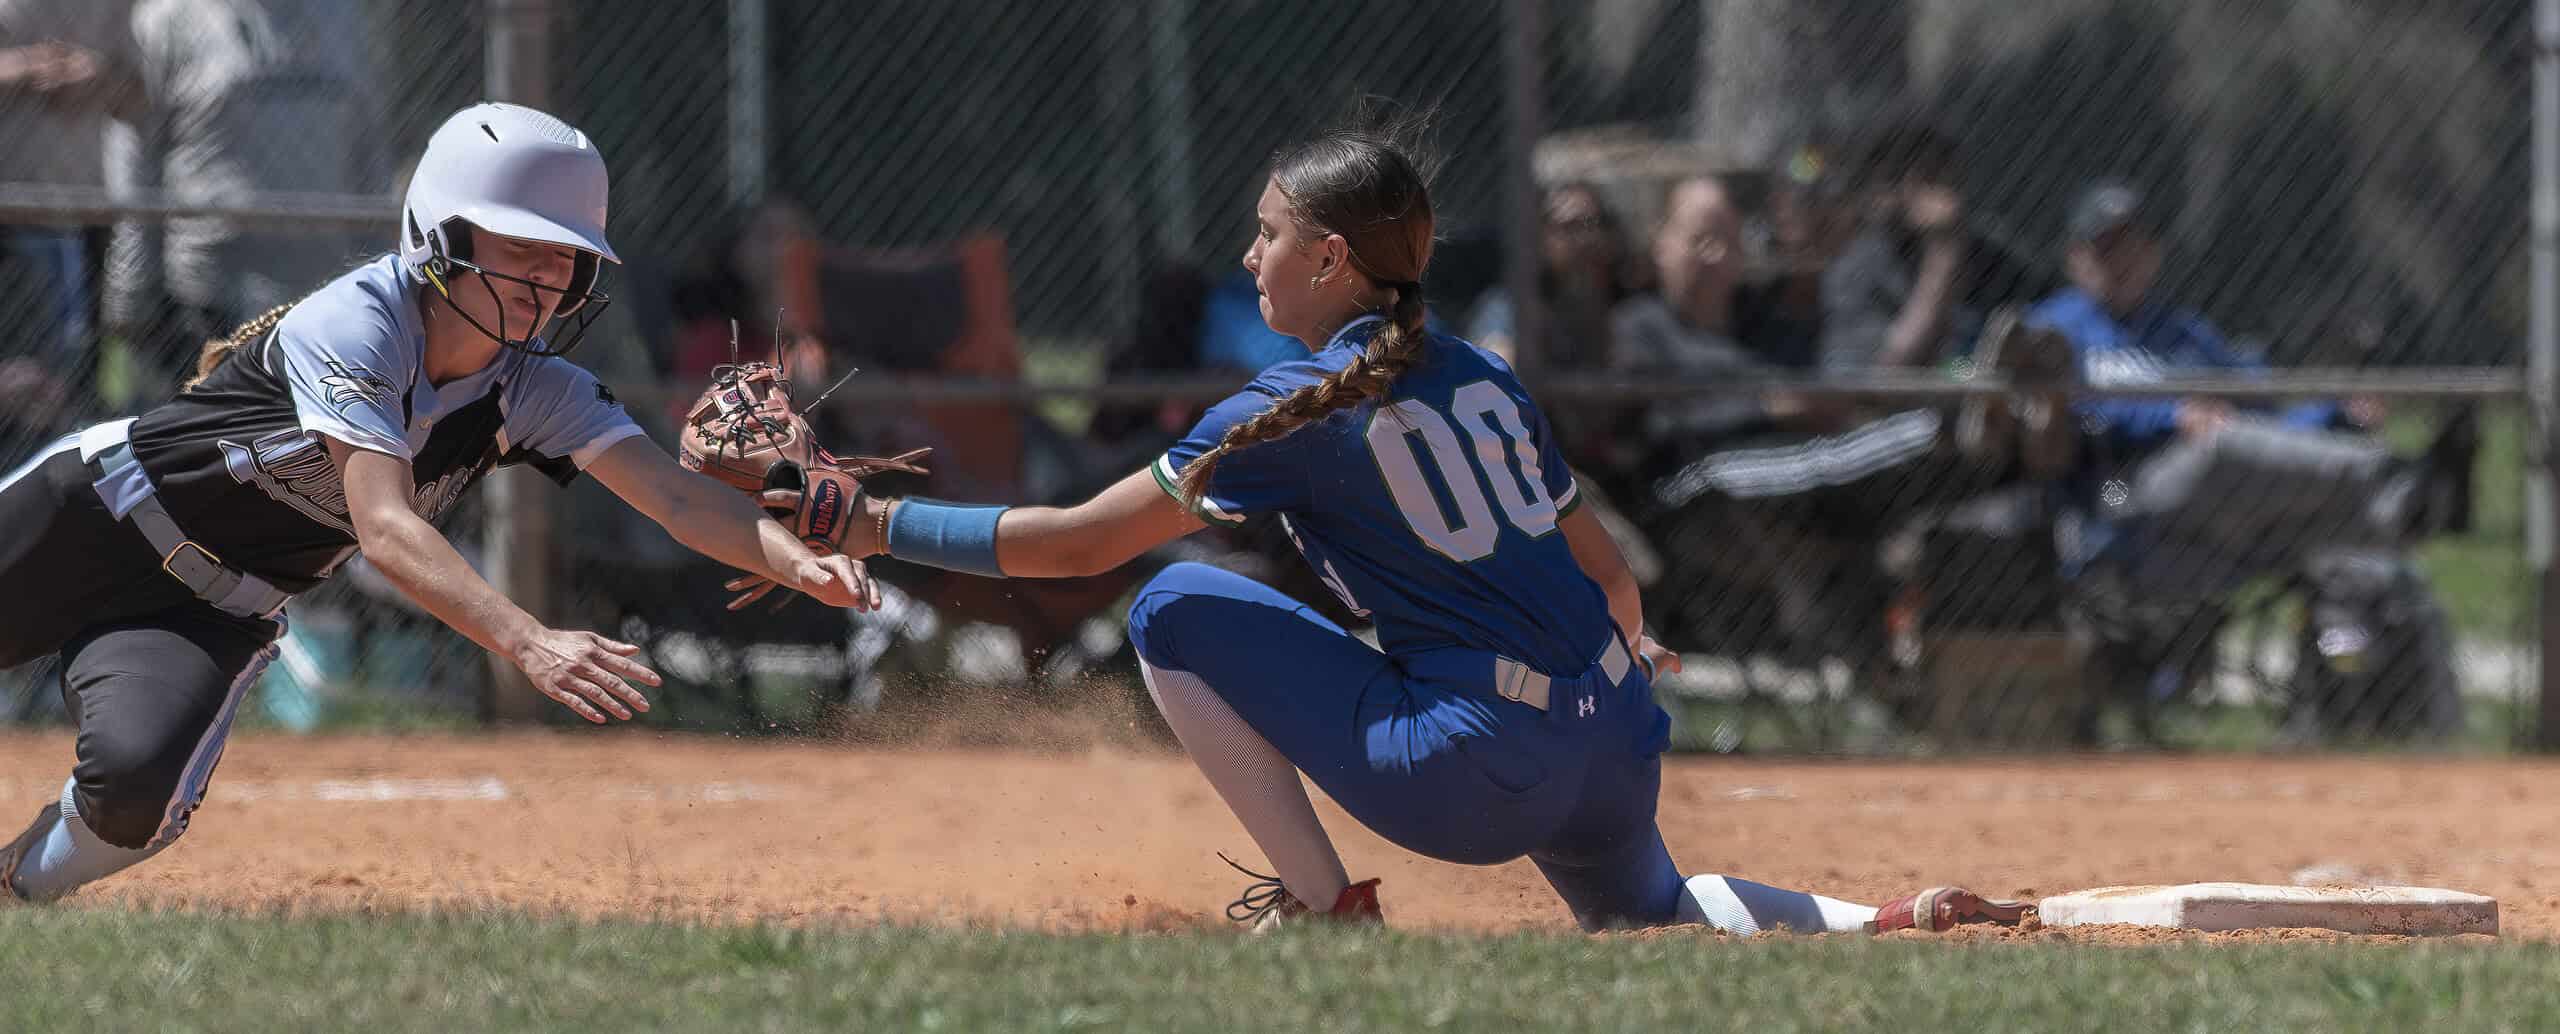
<box><xmin>161</xmin><ymin>540</ymin><xmax>224</xmax><ymax>586</ymax></box>
<box><xmin>1493</xmin><ymin>658</ymin><xmax>1528</xmax><ymax>703</ymax></box>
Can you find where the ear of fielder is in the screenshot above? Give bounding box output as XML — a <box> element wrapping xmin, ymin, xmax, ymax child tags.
<box><xmin>751</xmin><ymin>113</ymin><xmax>2022</xmax><ymax>934</ymax></box>
<box><xmin>0</xmin><ymin>102</ymin><xmax>876</xmax><ymax>905</ymax></box>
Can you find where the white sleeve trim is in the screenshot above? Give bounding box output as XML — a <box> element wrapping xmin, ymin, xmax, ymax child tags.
<box><xmin>300</xmin><ymin>419</ymin><xmax>408</xmax><ymax>460</ymax></box>
<box><xmin>1151</xmin><ymin>452</ymin><xmax>1247</xmax><ymax>527</ymax></box>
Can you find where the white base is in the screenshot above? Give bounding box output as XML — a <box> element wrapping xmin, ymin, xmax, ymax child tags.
<box><xmin>2037</xmin><ymin>883</ymin><xmax>2497</xmax><ymax>936</ymax></box>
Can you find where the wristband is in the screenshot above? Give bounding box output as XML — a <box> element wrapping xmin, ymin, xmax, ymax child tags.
<box><xmin>883</xmin><ymin>497</ymin><xmax>1010</xmax><ymax>577</ymax></box>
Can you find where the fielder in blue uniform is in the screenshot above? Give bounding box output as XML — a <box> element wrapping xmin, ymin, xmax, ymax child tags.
<box><xmin>779</xmin><ymin>120</ymin><xmax>2021</xmax><ymax>932</ymax></box>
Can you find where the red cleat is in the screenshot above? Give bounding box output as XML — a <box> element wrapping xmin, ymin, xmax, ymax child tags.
<box><xmin>1870</xmin><ymin>887</ymin><xmax>2033</xmax><ymax>933</ymax></box>
<box><xmin>1221</xmin><ymin>854</ymin><xmax>1383</xmax><ymax>932</ymax></box>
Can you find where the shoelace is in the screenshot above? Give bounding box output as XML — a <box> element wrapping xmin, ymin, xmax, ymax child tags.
<box><xmin>1219</xmin><ymin>852</ymin><xmax>1295</xmax><ymax>924</ymax></box>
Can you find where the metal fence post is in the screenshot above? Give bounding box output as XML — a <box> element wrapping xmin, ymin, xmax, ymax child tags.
<box><xmin>1504</xmin><ymin>0</ymin><xmax>1545</xmax><ymax>381</ymax></box>
<box><xmin>480</xmin><ymin>0</ymin><xmax>556</xmax><ymax>724</ymax></box>
<box><xmin>1148</xmin><ymin>0</ymin><xmax>1198</xmax><ymax>258</ymax></box>
<box><xmin>729</xmin><ymin>0</ymin><xmax>769</xmax><ymax>210</ymax></box>
<box><xmin>2533</xmin><ymin>0</ymin><xmax>2559</xmax><ymax>748</ymax></box>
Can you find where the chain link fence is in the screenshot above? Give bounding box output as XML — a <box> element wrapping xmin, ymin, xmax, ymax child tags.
<box><xmin>1515</xmin><ymin>0</ymin><xmax>2531</xmax><ymax>751</ymax></box>
<box><xmin>0</xmin><ymin>0</ymin><xmax>2535</xmax><ymax>751</ymax></box>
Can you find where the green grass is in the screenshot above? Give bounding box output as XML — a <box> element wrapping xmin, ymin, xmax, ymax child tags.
<box><xmin>2390</xmin><ymin>403</ymin><xmax>2531</xmax><ymax>643</ymax></box>
<box><xmin>0</xmin><ymin>908</ymin><xmax>2550</xmax><ymax>1033</ymax></box>
<box><xmin>1667</xmin><ymin>694</ymin><xmax>2533</xmax><ymax>756</ymax></box>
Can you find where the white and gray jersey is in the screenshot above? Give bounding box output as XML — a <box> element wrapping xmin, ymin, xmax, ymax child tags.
<box><xmin>126</xmin><ymin>255</ymin><xmax>644</xmax><ymax>590</ymax></box>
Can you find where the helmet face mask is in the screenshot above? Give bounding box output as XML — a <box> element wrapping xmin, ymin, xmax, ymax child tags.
<box><xmin>401</xmin><ymin>103</ymin><xmax>619</xmax><ymax>358</ymax></box>
<box><xmin>413</xmin><ymin>214</ymin><xmax>613</xmax><ymax>357</ymax></box>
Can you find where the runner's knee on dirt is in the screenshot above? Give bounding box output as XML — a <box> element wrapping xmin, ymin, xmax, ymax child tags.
<box><xmin>71</xmin><ymin>715</ymin><xmax>212</xmax><ymax>850</ymax></box>
<box><xmin>61</xmin><ymin>615</ymin><xmax>277</xmax><ymax>851</ymax></box>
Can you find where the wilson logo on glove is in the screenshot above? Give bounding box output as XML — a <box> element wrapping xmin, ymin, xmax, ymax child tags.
<box><xmin>804</xmin><ymin>477</ymin><xmax>847</xmax><ymax>541</ymax></box>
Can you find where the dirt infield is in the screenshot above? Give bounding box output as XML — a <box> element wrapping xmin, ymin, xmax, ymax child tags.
<box><xmin>0</xmin><ymin>731</ymin><xmax>2552</xmax><ymax>941</ymax></box>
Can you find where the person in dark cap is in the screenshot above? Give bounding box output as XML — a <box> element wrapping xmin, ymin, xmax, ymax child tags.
<box><xmin>2034</xmin><ymin>178</ymin><xmax>2350</xmax><ymax>488</ymax></box>
<box><xmin>2027</xmin><ymin>178</ymin><xmax>2475</xmax><ymax>662</ymax></box>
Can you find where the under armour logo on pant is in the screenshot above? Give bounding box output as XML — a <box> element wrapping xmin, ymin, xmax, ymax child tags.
<box><xmin>1578</xmin><ymin>696</ymin><xmax>1596</xmax><ymax>717</ymax></box>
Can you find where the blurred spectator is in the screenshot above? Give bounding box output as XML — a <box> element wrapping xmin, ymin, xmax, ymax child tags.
<box><xmin>106</xmin><ymin>0</ymin><xmax>373</xmax><ymax>404</ymax></box>
<box><xmin>1759</xmin><ymin>144</ymin><xmax>1857</xmax><ymax>344</ymax></box>
<box><xmin>1819</xmin><ymin>113</ymin><xmax>2056</xmax><ymax>372</ymax></box>
<box><xmin>1610</xmin><ymin>173</ymin><xmax>1824</xmax><ymax>455</ymax></box>
<box><xmin>1768</xmin><ymin>143</ymin><xmax>1860</xmax><ymax>277</ymax></box>
<box><xmin>2037</xmin><ymin>181</ymin><xmax>2342</xmax><ymax>475</ymax></box>
<box><xmin>1466</xmin><ymin>182</ymin><xmax>1635</xmax><ymax>371</ymax></box>
<box><xmin>1618</xmin><ymin>174</ymin><xmax>1787</xmax><ymax>370</ymax></box>
<box><xmin>1631</xmin><ymin>165</ymin><xmax>2080</xmax><ymax>686</ymax></box>
<box><xmin>0</xmin><ymin>0</ymin><xmax>136</xmax><ymax>432</ymax></box>
<box><xmin>2028</xmin><ymin>179</ymin><xmax>2472</xmax><ymax>592</ymax></box>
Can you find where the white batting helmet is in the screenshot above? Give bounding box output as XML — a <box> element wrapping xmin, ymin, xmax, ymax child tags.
<box><xmin>400</xmin><ymin>102</ymin><xmax>617</xmax><ymax>328</ymax></box>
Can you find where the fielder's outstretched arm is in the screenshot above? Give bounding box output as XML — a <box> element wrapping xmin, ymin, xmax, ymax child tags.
<box><xmin>328</xmin><ymin>437</ymin><xmax>659</xmax><ymax>722</ymax></box>
<box><xmin>856</xmin><ymin>467</ymin><xmax>1202</xmax><ymax>580</ymax></box>
<box><xmin>585</xmin><ymin>435</ymin><xmax>877</xmax><ymax>610</ymax></box>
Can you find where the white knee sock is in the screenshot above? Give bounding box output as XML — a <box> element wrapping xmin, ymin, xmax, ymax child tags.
<box><xmin>12</xmin><ymin>778</ymin><xmax>162</xmax><ymax>901</ymax></box>
<box><xmin>1676</xmin><ymin>874</ymin><xmax>1876</xmax><ymax>934</ymax></box>
<box><xmin>1141</xmin><ymin>660</ymin><xmax>1349</xmax><ymax>908</ymax></box>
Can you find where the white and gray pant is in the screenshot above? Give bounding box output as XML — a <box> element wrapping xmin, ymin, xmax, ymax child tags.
<box><xmin>2099</xmin><ymin>420</ymin><xmax>2414</xmax><ymax>600</ymax></box>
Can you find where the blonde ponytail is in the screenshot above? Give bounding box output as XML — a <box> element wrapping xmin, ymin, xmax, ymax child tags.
<box><xmin>182</xmin><ymin>303</ymin><xmax>295</xmax><ymax>392</ymax></box>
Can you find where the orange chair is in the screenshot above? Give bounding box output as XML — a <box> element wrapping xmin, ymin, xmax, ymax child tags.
<box><xmin>763</xmin><ymin>226</ymin><xmax>1147</xmax><ymax>677</ymax></box>
<box><xmin>773</xmin><ymin>230</ymin><xmax>1023</xmax><ymax>500</ymax></box>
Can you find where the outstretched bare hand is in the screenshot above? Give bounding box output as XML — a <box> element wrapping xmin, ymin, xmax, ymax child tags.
<box><xmin>511</xmin><ymin>628</ymin><xmax>660</xmax><ymax>723</ymax></box>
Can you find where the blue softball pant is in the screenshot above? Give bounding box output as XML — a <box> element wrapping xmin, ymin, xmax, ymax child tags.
<box><xmin>1127</xmin><ymin>561</ymin><xmax>1683</xmax><ymax>929</ymax></box>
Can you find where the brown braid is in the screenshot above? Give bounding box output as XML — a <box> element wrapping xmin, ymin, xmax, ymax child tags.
<box><xmin>1177</xmin><ymin>287</ymin><xmax>1430</xmax><ymax>504</ymax></box>
<box><xmin>182</xmin><ymin>302</ymin><xmax>296</xmax><ymax>392</ymax></box>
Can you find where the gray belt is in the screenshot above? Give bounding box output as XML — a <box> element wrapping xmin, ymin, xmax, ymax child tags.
<box><xmin>1491</xmin><ymin>637</ymin><xmax>1635</xmax><ymax>712</ymax></box>
<box><xmin>93</xmin><ymin>442</ymin><xmax>292</xmax><ymax>620</ymax></box>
